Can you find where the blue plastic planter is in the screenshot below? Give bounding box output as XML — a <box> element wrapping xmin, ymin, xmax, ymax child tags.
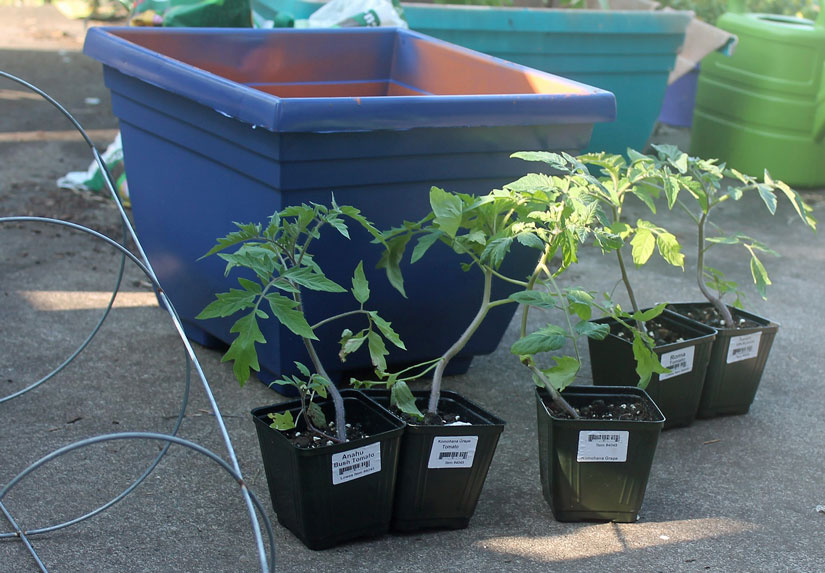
<box><xmin>258</xmin><ymin>0</ymin><xmax>691</xmax><ymax>155</ymax></box>
<box><xmin>83</xmin><ymin>27</ymin><xmax>615</xmax><ymax>392</ymax></box>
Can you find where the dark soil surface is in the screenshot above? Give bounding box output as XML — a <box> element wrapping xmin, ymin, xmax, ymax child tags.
<box><xmin>612</xmin><ymin>316</ymin><xmax>686</xmax><ymax>346</ymax></box>
<box><xmin>398</xmin><ymin>409</ymin><xmax>463</xmax><ymax>426</ymax></box>
<box><xmin>668</xmin><ymin>304</ymin><xmax>761</xmax><ymax>330</ymax></box>
<box><xmin>282</xmin><ymin>420</ymin><xmax>369</xmax><ymax>449</ymax></box>
<box><xmin>546</xmin><ymin>396</ymin><xmax>659</xmax><ymax>422</ymax></box>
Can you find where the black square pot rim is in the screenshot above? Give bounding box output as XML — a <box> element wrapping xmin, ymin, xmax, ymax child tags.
<box><xmin>251</xmin><ymin>389</ymin><xmax>405</xmax><ymax>456</ymax></box>
<box><xmin>665</xmin><ymin>301</ymin><xmax>780</xmax><ymax>334</ymax></box>
<box><xmin>360</xmin><ymin>388</ymin><xmax>506</xmax><ymax>429</ymax></box>
<box><xmin>537</xmin><ymin>384</ymin><xmax>666</xmax><ymax>425</ymax></box>
<box><xmin>591</xmin><ymin>306</ymin><xmax>717</xmax><ymax>351</ymax></box>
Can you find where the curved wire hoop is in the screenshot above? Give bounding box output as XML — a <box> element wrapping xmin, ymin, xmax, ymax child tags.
<box><xmin>0</xmin><ymin>71</ymin><xmax>275</xmax><ymax>571</ymax></box>
<box><xmin>0</xmin><ymin>433</ymin><xmax>276</xmax><ymax>573</ymax></box>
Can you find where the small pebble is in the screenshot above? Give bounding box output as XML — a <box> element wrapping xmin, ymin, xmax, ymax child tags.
<box><xmin>326</xmin><ymin>440</ymin><xmax>334</xmax><ymax>446</ymax></box>
<box><xmin>295</xmin><ymin>432</ymin><xmax>301</xmax><ymax>437</ymax></box>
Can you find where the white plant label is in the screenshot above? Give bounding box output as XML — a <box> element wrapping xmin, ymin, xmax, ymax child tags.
<box><xmin>331</xmin><ymin>442</ymin><xmax>381</xmax><ymax>485</ymax></box>
<box><xmin>577</xmin><ymin>431</ymin><xmax>629</xmax><ymax>463</ymax></box>
<box><xmin>726</xmin><ymin>332</ymin><xmax>762</xmax><ymax>364</ymax></box>
<box><xmin>659</xmin><ymin>345</ymin><xmax>695</xmax><ymax>380</ymax></box>
<box><xmin>427</xmin><ymin>436</ymin><xmax>478</xmax><ymax>469</ymax></box>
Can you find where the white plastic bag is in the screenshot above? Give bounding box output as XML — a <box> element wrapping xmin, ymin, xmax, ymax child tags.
<box><xmin>303</xmin><ymin>0</ymin><xmax>407</xmax><ymax>28</ymax></box>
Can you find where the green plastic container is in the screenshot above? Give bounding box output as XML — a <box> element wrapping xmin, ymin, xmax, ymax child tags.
<box><xmin>691</xmin><ymin>0</ymin><xmax>825</xmax><ymax>187</ymax></box>
<box><xmin>536</xmin><ymin>385</ymin><xmax>664</xmax><ymax>523</ymax></box>
<box><xmin>257</xmin><ymin>0</ymin><xmax>692</xmax><ymax>155</ymax></box>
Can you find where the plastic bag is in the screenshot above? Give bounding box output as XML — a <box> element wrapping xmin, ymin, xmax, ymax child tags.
<box><xmin>302</xmin><ymin>0</ymin><xmax>407</xmax><ymax>28</ymax></box>
<box><xmin>57</xmin><ymin>132</ymin><xmax>130</xmax><ymax>207</ymax></box>
<box><xmin>129</xmin><ymin>0</ymin><xmax>252</xmax><ymax>27</ymax></box>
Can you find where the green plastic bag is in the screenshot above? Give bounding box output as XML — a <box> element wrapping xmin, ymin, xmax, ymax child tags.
<box><xmin>130</xmin><ymin>0</ymin><xmax>252</xmax><ymax>27</ymax></box>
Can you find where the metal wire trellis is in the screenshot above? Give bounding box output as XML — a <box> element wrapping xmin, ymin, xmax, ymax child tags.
<box><xmin>0</xmin><ymin>70</ymin><xmax>276</xmax><ymax>572</ymax></box>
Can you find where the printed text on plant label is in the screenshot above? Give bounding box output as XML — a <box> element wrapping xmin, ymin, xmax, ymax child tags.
<box><xmin>659</xmin><ymin>345</ymin><xmax>695</xmax><ymax>380</ymax></box>
<box><xmin>726</xmin><ymin>332</ymin><xmax>761</xmax><ymax>364</ymax></box>
<box><xmin>427</xmin><ymin>436</ymin><xmax>478</xmax><ymax>469</ymax></box>
<box><xmin>331</xmin><ymin>442</ymin><xmax>381</xmax><ymax>485</ymax></box>
<box><xmin>577</xmin><ymin>431</ymin><xmax>629</xmax><ymax>462</ymax></box>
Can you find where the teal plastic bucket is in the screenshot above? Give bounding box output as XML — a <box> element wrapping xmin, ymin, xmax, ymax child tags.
<box><xmin>256</xmin><ymin>0</ymin><xmax>692</xmax><ymax>155</ymax></box>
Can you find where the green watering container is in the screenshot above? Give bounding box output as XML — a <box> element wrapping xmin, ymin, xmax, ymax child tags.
<box><xmin>254</xmin><ymin>0</ymin><xmax>692</xmax><ymax>155</ymax></box>
<box><xmin>691</xmin><ymin>0</ymin><xmax>825</xmax><ymax>187</ymax></box>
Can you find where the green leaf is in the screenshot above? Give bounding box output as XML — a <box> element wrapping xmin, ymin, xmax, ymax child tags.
<box><xmin>774</xmin><ymin>179</ymin><xmax>817</xmax><ymax>230</ymax></box>
<box><xmin>264</xmin><ymin>293</ymin><xmax>317</xmax><ymax>340</ymax></box>
<box><xmin>429</xmin><ymin>186</ymin><xmax>463</xmax><ymax>239</ymax></box>
<box><xmin>510</xmin><ymin>325</ymin><xmax>568</xmax><ymax>355</ymax></box>
<box><xmin>411</xmin><ymin>229</ymin><xmax>443</xmax><ymax>264</ymax></box>
<box><xmin>631</xmin><ymin>186</ymin><xmax>657</xmax><ymax>213</ymax></box>
<box><xmin>656</xmin><ymin>231</ymin><xmax>684</xmax><ymax>269</ymax></box>
<box><xmin>756</xmin><ymin>184</ymin><xmax>778</xmax><ymax>215</ymax></box>
<box><xmin>307</xmin><ymin>401</ymin><xmax>327</xmax><ymax>429</ymax></box>
<box><xmin>351</xmin><ymin>261</ymin><xmax>370</xmax><ymax>304</ymax></box>
<box><xmin>630</xmin><ymin>227</ymin><xmax>655</xmax><ymax>266</ymax></box>
<box><xmin>575</xmin><ymin>320</ymin><xmax>609</xmax><ymax>340</ymax></box>
<box><xmin>480</xmin><ymin>237</ymin><xmax>512</xmax><ymax>269</ymax></box>
<box><xmin>390</xmin><ymin>381</ymin><xmax>423</xmax><ymax>420</ymax></box>
<box><xmin>516</xmin><ymin>232</ymin><xmax>545</xmax><ymax>250</ymax></box>
<box><xmin>662</xmin><ymin>170</ymin><xmax>679</xmax><ymax>209</ymax></box>
<box><xmin>509</xmin><ymin>289</ymin><xmax>557</xmax><ymax>310</ymax></box>
<box><xmin>371</xmin><ymin>313</ymin><xmax>406</xmax><ymax>350</ymax></box>
<box><xmin>339</xmin><ymin>331</ymin><xmax>367</xmax><ymax>362</ymax></box>
<box><xmin>282</xmin><ymin>265</ymin><xmax>346</xmax><ymax>293</ymax></box>
<box><xmin>367</xmin><ymin>330</ymin><xmax>389</xmax><ymax>372</ymax></box>
<box><xmin>566</xmin><ymin>289</ymin><xmax>595</xmax><ymax>320</ymax></box>
<box><xmin>200</xmin><ymin>222</ymin><xmax>262</xmax><ymax>259</ymax></box>
<box><xmin>376</xmin><ymin>233</ymin><xmax>410</xmax><ymax>298</ymax></box>
<box><xmin>222</xmin><ymin>313</ymin><xmax>266</xmax><ymax>384</ymax></box>
<box><xmin>196</xmin><ymin>287</ymin><xmax>258</xmax><ymax>320</ymax></box>
<box><xmin>632</xmin><ymin>336</ymin><xmax>669</xmax><ymax>390</ymax></box>
<box><xmin>632</xmin><ymin>303</ymin><xmax>667</xmax><ymax>323</ymax></box>
<box><xmin>541</xmin><ymin>356</ymin><xmax>580</xmax><ymax>392</ymax></box>
<box><xmin>749</xmin><ymin>250</ymin><xmax>771</xmax><ymax>299</ymax></box>
<box><xmin>706</xmin><ymin>235</ymin><xmax>741</xmax><ymax>245</ymax></box>
<box><xmin>504</xmin><ymin>172</ymin><xmax>559</xmax><ymax>194</ymax></box>
<box><xmin>310</xmin><ymin>374</ymin><xmax>329</xmax><ymax>398</ymax></box>
<box><xmin>326</xmin><ymin>215</ymin><xmax>350</xmax><ymax>239</ymax></box>
<box><xmin>268</xmin><ymin>411</ymin><xmax>296</xmax><ymax>431</ymax></box>
<box><xmin>511</xmin><ymin>151</ymin><xmax>568</xmax><ymax>170</ymax></box>
<box><xmin>295</xmin><ymin>362</ymin><xmax>311</xmax><ymax>377</ymax></box>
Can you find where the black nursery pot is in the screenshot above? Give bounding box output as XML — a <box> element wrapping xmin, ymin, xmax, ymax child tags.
<box><xmin>667</xmin><ymin>302</ymin><xmax>779</xmax><ymax>418</ymax></box>
<box><xmin>536</xmin><ymin>385</ymin><xmax>664</xmax><ymax>523</ymax></box>
<box><xmin>251</xmin><ymin>389</ymin><xmax>405</xmax><ymax>550</ymax></box>
<box><xmin>362</xmin><ymin>389</ymin><xmax>505</xmax><ymax>532</ymax></box>
<box><xmin>588</xmin><ymin>309</ymin><xmax>716</xmax><ymax>429</ymax></box>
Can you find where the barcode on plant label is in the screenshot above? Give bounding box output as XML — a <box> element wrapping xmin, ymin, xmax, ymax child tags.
<box><xmin>331</xmin><ymin>442</ymin><xmax>381</xmax><ymax>485</ymax></box>
<box><xmin>577</xmin><ymin>431</ymin><xmax>629</xmax><ymax>462</ymax></box>
<box><xmin>427</xmin><ymin>436</ymin><xmax>478</xmax><ymax>469</ymax></box>
<box><xmin>659</xmin><ymin>346</ymin><xmax>695</xmax><ymax>380</ymax></box>
<box><xmin>726</xmin><ymin>332</ymin><xmax>761</xmax><ymax>364</ymax></box>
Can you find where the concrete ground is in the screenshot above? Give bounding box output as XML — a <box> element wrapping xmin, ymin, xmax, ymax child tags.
<box><xmin>1</xmin><ymin>5</ymin><xmax>824</xmax><ymax>572</ymax></box>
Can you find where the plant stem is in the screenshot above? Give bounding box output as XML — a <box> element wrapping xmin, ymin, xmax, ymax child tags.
<box><xmin>302</xmin><ymin>337</ymin><xmax>346</xmax><ymax>442</ymax></box>
<box><xmin>696</xmin><ymin>212</ymin><xmax>735</xmax><ymax>327</ymax></box>
<box><xmin>520</xmin><ymin>248</ymin><xmax>551</xmax><ymax>333</ymax></box>
<box><xmin>615</xmin><ymin>248</ymin><xmax>645</xmax><ymax>331</ymax></box>
<box><xmin>526</xmin><ymin>360</ymin><xmax>580</xmax><ymax>419</ymax></box>
<box><xmin>427</xmin><ymin>268</ymin><xmax>493</xmax><ymax>414</ymax></box>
